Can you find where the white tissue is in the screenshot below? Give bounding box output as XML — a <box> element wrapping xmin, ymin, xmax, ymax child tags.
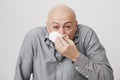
<box><xmin>49</xmin><ymin>32</ymin><xmax>63</xmax><ymax>42</ymax></box>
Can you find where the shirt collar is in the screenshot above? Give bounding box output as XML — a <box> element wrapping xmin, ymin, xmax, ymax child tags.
<box><xmin>44</xmin><ymin>30</ymin><xmax>55</xmax><ymax>48</ymax></box>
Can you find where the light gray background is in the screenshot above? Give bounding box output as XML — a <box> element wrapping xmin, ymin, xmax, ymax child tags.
<box><xmin>0</xmin><ymin>0</ymin><xmax>120</xmax><ymax>80</ymax></box>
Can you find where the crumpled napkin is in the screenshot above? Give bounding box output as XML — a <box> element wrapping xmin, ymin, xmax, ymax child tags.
<box><xmin>49</xmin><ymin>32</ymin><xmax>69</xmax><ymax>43</ymax></box>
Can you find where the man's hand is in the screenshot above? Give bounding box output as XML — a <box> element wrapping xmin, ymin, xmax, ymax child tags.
<box><xmin>54</xmin><ymin>35</ymin><xmax>80</xmax><ymax>62</ymax></box>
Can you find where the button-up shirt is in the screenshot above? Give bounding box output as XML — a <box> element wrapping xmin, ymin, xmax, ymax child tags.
<box><xmin>14</xmin><ymin>24</ymin><xmax>114</xmax><ymax>80</ymax></box>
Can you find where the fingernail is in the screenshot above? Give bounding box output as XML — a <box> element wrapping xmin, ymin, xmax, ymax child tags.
<box><xmin>65</xmin><ymin>35</ymin><xmax>69</xmax><ymax>39</ymax></box>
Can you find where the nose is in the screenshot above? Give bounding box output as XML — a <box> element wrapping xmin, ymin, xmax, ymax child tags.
<box><xmin>58</xmin><ymin>27</ymin><xmax>65</xmax><ymax>35</ymax></box>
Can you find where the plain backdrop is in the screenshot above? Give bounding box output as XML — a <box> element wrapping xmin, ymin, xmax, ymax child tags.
<box><xmin>0</xmin><ymin>0</ymin><xmax>120</xmax><ymax>80</ymax></box>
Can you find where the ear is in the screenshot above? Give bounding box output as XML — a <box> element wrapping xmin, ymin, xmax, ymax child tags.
<box><xmin>75</xmin><ymin>20</ymin><xmax>78</xmax><ymax>27</ymax></box>
<box><xmin>74</xmin><ymin>20</ymin><xmax>78</xmax><ymax>31</ymax></box>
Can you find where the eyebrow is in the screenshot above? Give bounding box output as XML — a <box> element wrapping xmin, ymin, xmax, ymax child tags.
<box><xmin>51</xmin><ymin>22</ymin><xmax>59</xmax><ymax>25</ymax></box>
<box><xmin>64</xmin><ymin>22</ymin><xmax>72</xmax><ymax>25</ymax></box>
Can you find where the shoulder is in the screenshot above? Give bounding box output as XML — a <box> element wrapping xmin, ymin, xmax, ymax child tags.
<box><xmin>27</xmin><ymin>26</ymin><xmax>47</xmax><ymax>35</ymax></box>
<box><xmin>24</xmin><ymin>26</ymin><xmax>47</xmax><ymax>41</ymax></box>
<box><xmin>78</xmin><ymin>24</ymin><xmax>94</xmax><ymax>33</ymax></box>
<box><xmin>78</xmin><ymin>24</ymin><xmax>100</xmax><ymax>44</ymax></box>
<box><xmin>77</xmin><ymin>24</ymin><xmax>94</xmax><ymax>37</ymax></box>
<box><xmin>26</xmin><ymin>26</ymin><xmax>47</xmax><ymax>37</ymax></box>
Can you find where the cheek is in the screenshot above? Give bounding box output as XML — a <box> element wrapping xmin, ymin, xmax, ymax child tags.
<box><xmin>47</xmin><ymin>27</ymin><xmax>54</xmax><ymax>33</ymax></box>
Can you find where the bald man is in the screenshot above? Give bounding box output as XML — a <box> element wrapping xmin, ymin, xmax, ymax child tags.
<box><xmin>14</xmin><ymin>5</ymin><xmax>114</xmax><ymax>80</ymax></box>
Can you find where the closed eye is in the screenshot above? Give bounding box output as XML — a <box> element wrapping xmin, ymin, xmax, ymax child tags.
<box><xmin>64</xmin><ymin>26</ymin><xmax>71</xmax><ymax>29</ymax></box>
<box><xmin>53</xmin><ymin>26</ymin><xmax>59</xmax><ymax>28</ymax></box>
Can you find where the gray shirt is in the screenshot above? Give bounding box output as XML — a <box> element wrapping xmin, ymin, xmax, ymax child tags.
<box><xmin>14</xmin><ymin>24</ymin><xmax>114</xmax><ymax>80</ymax></box>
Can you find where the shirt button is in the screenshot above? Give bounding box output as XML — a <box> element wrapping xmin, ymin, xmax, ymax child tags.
<box><xmin>86</xmin><ymin>75</ymin><xmax>88</xmax><ymax>78</ymax></box>
<box><xmin>75</xmin><ymin>67</ymin><xmax>79</xmax><ymax>70</ymax></box>
<box><xmin>59</xmin><ymin>62</ymin><xmax>62</xmax><ymax>65</ymax></box>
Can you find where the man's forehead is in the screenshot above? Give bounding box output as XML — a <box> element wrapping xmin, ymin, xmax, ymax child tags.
<box><xmin>47</xmin><ymin>4</ymin><xmax>76</xmax><ymax>21</ymax></box>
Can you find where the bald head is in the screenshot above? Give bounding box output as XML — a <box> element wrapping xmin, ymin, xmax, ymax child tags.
<box><xmin>46</xmin><ymin>4</ymin><xmax>78</xmax><ymax>40</ymax></box>
<box><xmin>47</xmin><ymin>4</ymin><xmax>76</xmax><ymax>21</ymax></box>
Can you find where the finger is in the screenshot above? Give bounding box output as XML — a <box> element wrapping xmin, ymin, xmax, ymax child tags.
<box><xmin>55</xmin><ymin>43</ymin><xmax>63</xmax><ymax>52</ymax></box>
<box><xmin>64</xmin><ymin>36</ymin><xmax>73</xmax><ymax>45</ymax></box>
<box><xmin>63</xmin><ymin>34</ymin><xmax>69</xmax><ymax>39</ymax></box>
<box><xmin>57</xmin><ymin>37</ymin><xmax>69</xmax><ymax>46</ymax></box>
<box><xmin>63</xmin><ymin>35</ymin><xmax>69</xmax><ymax>44</ymax></box>
<box><xmin>55</xmin><ymin>37</ymin><xmax>64</xmax><ymax>51</ymax></box>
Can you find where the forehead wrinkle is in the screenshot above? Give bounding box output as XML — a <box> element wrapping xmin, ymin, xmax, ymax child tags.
<box><xmin>51</xmin><ymin>21</ymin><xmax>73</xmax><ymax>26</ymax></box>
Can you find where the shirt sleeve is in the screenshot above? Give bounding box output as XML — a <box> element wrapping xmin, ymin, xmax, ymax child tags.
<box><xmin>73</xmin><ymin>28</ymin><xmax>114</xmax><ymax>80</ymax></box>
<box><xmin>14</xmin><ymin>30</ymin><xmax>35</xmax><ymax>80</ymax></box>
